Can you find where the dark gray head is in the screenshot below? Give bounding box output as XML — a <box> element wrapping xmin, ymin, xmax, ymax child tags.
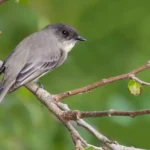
<box><xmin>43</xmin><ymin>23</ymin><xmax>86</xmax><ymax>52</ymax></box>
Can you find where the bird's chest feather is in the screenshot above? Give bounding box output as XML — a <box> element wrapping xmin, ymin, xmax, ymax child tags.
<box><xmin>63</xmin><ymin>42</ymin><xmax>75</xmax><ymax>52</ymax></box>
<box><xmin>56</xmin><ymin>50</ymin><xmax>68</xmax><ymax>67</ymax></box>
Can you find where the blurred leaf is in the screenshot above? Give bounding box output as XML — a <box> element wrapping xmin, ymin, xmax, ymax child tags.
<box><xmin>15</xmin><ymin>0</ymin><xmax>30</xmax><ymax>5</ymax></box>
<box><xmin>84</xmin><ymin>146</ymin><xmax>93</xmax><ymax>150</ymax></box>
<box><xmin>128</xmin><ymin>80</ymin><xmax>142</xmax><ymax>96</ymax></box>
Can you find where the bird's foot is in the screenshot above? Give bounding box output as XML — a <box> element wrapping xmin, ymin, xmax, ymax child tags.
<box><xmin>37</xmin><ymin>81</ymin><xmax>44</xmax><ymax>89</ymax></box>
<box><xmin>35</xmin><ymin>80</ymin><xmax>44</xmax><ymax>93</ymax></box>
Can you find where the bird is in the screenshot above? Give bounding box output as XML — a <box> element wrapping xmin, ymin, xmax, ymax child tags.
<box><xmin>0</xmin><ymin>23</ymin><xmax>86</xmax><ymax>103</ymax></box>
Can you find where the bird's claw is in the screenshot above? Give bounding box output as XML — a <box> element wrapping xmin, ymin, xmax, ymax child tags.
<box><xmin>37</xmin><ymin>81</ymin><xmax>44</xmax><ymax>89</ymax></box>
<box><xmin>35</xmin><ymin>81</ymin><xmax>44</xmax><ymax>94</ymax></box>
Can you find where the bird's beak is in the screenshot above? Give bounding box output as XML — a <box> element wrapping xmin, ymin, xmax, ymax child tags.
<box><xmin>75</xmin><ymin>36</ymin><xmax>87</xmax><ymax>41</ymax></box>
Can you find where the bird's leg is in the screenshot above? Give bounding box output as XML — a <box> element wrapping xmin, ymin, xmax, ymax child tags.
<box><xmin>37</xmin><ymin>80</ymin><xmax>44</xmax><ymax>89</ymax></box>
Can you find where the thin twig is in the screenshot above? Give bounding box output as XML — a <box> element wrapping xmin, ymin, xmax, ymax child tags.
<box><xmin>54</xmin><ymin>61</ymin><xmax>150</xmax><ymax>102</ymax></box>
<box><xmin>62</xmin><ymin>109</ymin><xmax>150</xmax><ymax>120</ymax></box>
<box><xmin>130</xmin><ymin>75</ymin><xmax>150</xmax><ymax>86</ymax></box>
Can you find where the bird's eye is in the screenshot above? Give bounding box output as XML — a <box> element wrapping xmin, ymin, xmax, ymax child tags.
<box><xmin>62</xmin><ymin>30</ymin><xmax>69</xmax><ymax>36</ymax></box>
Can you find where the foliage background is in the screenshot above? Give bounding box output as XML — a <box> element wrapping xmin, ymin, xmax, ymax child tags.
<box><xmin>0</xmin><ymin>0</ymin><xmax>150</xmax><ymax>149</ymax></box>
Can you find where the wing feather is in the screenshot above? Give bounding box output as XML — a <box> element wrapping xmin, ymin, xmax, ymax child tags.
<box><xmin>9</xmin><ymin>49</ymin><xmax>63</xmax><ymax>92</ymax></box>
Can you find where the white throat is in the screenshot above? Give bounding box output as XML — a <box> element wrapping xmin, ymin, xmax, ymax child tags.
<box><xmin>59</xmin><ymin>40</ymin><xmax>76</xmax><ymax>52</ymax></box>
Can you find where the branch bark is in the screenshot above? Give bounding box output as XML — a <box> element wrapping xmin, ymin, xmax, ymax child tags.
<box><xmin>0</xmin><ymin>0</ymin><xmax>7</xmax><ymax>5</ymax></box>
<box><xmin>62</xmin><ymin>109</ymin><xmax>150</xmax><ymax>120</ymax></box>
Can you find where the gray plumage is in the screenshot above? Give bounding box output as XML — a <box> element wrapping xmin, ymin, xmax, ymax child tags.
<box><xmin>0</xmin><ymin>23</ymin><xmax>86</xmax><ymax>103</ymax></box>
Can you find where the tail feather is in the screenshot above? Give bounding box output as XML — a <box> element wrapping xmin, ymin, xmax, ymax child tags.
<box><xmin>0</xmin><ymin>80</ymin><xmax>15</xmax><ymax>103</ymax></box>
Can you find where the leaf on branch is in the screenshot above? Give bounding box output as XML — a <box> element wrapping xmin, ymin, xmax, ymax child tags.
<box><xmin>128</xmin><ymin>80</ymin><xmax>142</xmax><ymax>96</ymax></box>
<box><xmin>15</xmin><ymin>0</ymin><xmax>30</xmax><ymax>5</ymax></box>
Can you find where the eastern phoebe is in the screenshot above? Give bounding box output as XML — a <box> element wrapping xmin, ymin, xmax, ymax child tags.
<box><xmin>0</xmin><ymin>23</ymin><xmax>86</xmax><ymax>103</ymax></box>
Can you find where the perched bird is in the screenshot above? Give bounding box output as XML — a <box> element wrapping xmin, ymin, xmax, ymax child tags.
<box><xmin>0</xmin><ymin>23</ymin><xmax>86</xmax><ymax>103</ymax></box>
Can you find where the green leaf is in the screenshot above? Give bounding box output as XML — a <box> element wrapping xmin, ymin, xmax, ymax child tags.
<box><xmin>84</xmin><ymin>147</ymin><xmax>93</xmax><ymax>150</ymax></box>
<box><xmin>128</xmin><ymin>80</ymin><xmax>142</xmax><ymax>96</ymax></box>
<box><xmin>15</xmin><ymin>0</ymin><xmax>30</xmax><ymax>5</ymax></box>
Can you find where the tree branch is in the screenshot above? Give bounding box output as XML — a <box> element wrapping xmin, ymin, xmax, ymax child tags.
<box><xmin>62</xmin><ymin>109</ymin><xmax>150</xmax><ymax>120</ymax></box>
<box><xmin>54</xmin><ymin>61</ymin><xmax>150</xmax><ymax>102</ymax></box>
<box><xmin>26</xmin><ymin>82</ymin><xmax>145</xmax><ymax>150</ymax></box>
<box><xmin>25</xmin><ymin>83</ymin><xmax>88</xmax><ymax>149</ymax></box>
<box><xmin>58</xmin><ymin>103</ymin><xmax>145</xmax><ymax>150</ymax></box>
<box><xmin>0</xmin><ymin>58</ymin><xmax>148</xmax><ymax>150</ymax></box>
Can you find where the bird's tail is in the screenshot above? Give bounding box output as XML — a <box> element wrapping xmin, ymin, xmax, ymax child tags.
<box><xmin>0</xmin><ymin>80</ymin><xmax>14</xmax><ymax>103</ymax></box>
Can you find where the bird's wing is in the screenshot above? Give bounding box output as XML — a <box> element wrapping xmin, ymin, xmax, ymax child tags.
<box><xmin>10</xmin><ymin>49</ymin><xmax>63</xmax><ymax>91</ymax></box>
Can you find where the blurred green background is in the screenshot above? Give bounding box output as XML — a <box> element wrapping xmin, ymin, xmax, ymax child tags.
<box><xmin>0</xmin><ymin>0</ymin><xmax>150</xmax><ymax>149</ymax></box>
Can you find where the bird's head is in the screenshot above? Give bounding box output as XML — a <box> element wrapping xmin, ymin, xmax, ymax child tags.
<box><xmin>45</xmin><ymin>23</ymin><xmax>86</xmax><ymax>52</ymax></box>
